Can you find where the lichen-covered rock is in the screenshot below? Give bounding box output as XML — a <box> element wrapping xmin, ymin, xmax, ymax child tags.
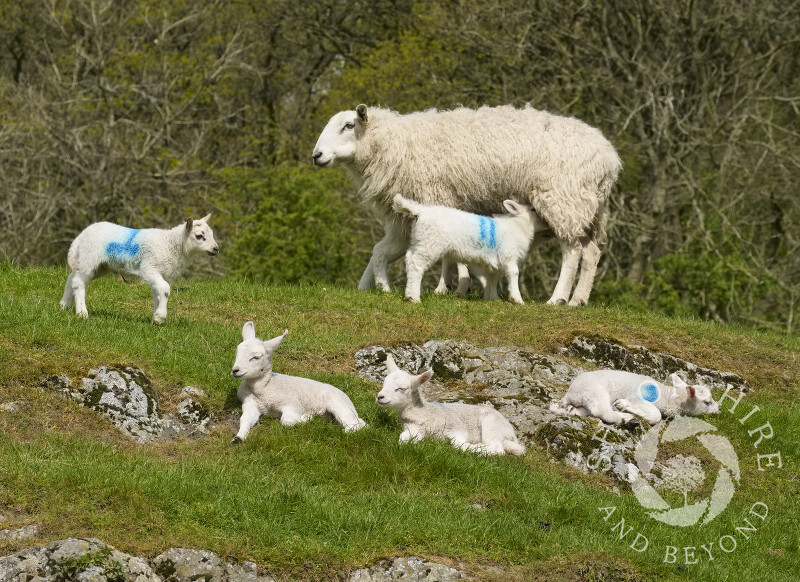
<box><xmin>0</xmin><ymin>524</ymin><xmax>38</xmax><ymax>541</ymax></box>
<box><xmin>349</xmin><ymin>557</ymin><xmax>466</xmax><ymax>582</ymax></box>
<box><xmin>568</xmin><ymin>337</ymin><xmax>750</xmax><ymax>392</ymax></box>
<box><xmin>152</xmin><ymin>548</ymin><xmax>271</xmax><ymax>582</ymax></box>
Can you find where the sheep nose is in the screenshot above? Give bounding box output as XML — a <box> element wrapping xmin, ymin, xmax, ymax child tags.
<box><xmin>312</xmin><ymin>150</ymin><xmax>322</xmax><ymax>161</ymax></box>
<box><xmin>231</xmin><ymin>367</ymin><xmax>240</xmax><ymax>377</ymax></box>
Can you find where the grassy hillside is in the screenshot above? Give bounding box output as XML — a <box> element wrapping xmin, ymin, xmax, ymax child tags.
<box><xmin>1</xmin><ymin>264</ymin><xmax>798</xmax><ymax>581</ymax></box>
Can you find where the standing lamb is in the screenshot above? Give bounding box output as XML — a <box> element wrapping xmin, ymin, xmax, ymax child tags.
<box><xmin>231</xmin><ymin>321</ymin><xmax>366</xmax><ymax>443</ymax></box>
<box><xmin>60</xmin><ymin>215</ymin><xmax>219</xmax><ymax>324</ymax></box>
<box><xmin>312</xmin><ymin>103</ymin><xmax>621</xmax><ymax>306</ymax></box>
<box><xmin>376</xmin><ymin>354</ymin><xmax>525</xmax><ymax>455</ymax></box>
<box><xmin>550</xmin><ymin>370</ymin><xmax>721</xmax><ymax>425</ymax></box>
<box><xmin>393</xmin><ymin>195</ymin><xmax>542</xmax><ymax>304</ymax></box>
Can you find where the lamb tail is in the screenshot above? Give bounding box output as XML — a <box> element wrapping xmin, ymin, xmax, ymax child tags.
<box><xmin>392</xmin><ymin>194</ymin><xmax>422</xmax><ymax>217</ymax></box>
<box><xmin>504</xmin><ymin>440</ymin><xmax>526</xmax><ymax>456</ymax></box>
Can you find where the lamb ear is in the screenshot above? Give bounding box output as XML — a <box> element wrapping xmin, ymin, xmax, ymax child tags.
<box><xmin>502</xmin><ymin>200</ymin><xmax>522</xmax><ymax>215</ymax></box>
<box><xmin>200</xmin><ymin>213</ymin><xmax>211</xmax><ymax>223</ymax></box>
<box><xmin>356</xmin><ymin>104</ymin><xmax>369</xmax><ymax>125</ymax></box>
<box><xmin>185</xmin><ymin>218</ymin><xmax>193</xmax><ymax>232</ymax></box>
<box><xmin>263</xmin><ymin>329</ymin><xmax>288</xmax><ymax>354</ymax></box>
<box><xmin>242</xmin><ymin>321</ymin><xmax>256</xmax><ymax>341</ymax></box>
<box><xmin>415</xmin><ymin>369</ymin><xmax>434</xmax><ymax>387</ymax></box>
<box><xmin>385</xmin><ymin>353</ymin><xmax>399</xmax><ymax>373</ymax></box>
<box><xmin>669</xmin><ymin>373</ymin><xmax>687</xmax><ymax>389</ymax></box>
<box><xmin>689</xmin><ymin>386</ymin><xmax>697</xmax><ymax>398</ymax></box>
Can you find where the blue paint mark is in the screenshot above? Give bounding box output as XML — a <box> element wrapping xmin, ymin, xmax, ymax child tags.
<box><xmin>106</xmin><ymin>229</ymin><xmax>141</xmax><ymax>262</ymax></box>
<box><xmin>477</xmin><ymin>216</ymin><xmax>497</xmax><ymax>249</ymax></box>
<box><xmin>638</xmin><ymin>382</ymin><xmax>660</xmax><ymax>403</ymax></box>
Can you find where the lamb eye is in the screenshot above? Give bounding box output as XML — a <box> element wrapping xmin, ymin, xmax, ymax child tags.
<box><xmin>195</xmin><ymin>233</ymin><xmax>205</xmax><ymax>240</ymax></box>
<box><xmin>250</xmin><ymin>355</ymin><xmax>261</xmax><ymax>361</ymax></box>
<box><xmin>341</xmin><ymin>122</ymin><xmax>355</xmax><ymax>132</ymax></box>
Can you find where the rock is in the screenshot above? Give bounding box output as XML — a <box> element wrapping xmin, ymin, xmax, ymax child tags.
<box><xmin>152</xmin><ymin>548</ymin><xmax>272</xmax><ymax>582</ymax></box>
<box><xmin>0</xmin><ymin>402</ymin><xmax>19</xmax><ymax>412</ymax></box>
<box><xmin>0</xmin><ymin>524</ymin><xmax>38</xmax><ymax>541</ymax></box>
<box><xmin>349</xmin><ymin>557</ymin><xmax>466</xmax><ymax>582</ymax></box>
<box><xmin>568</xmin><ymin>336</ymin><xmax>750</xmax><ymax>392</ymax></box>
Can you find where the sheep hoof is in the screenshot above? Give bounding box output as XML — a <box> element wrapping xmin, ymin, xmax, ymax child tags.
<box><xmin>546</xmin><ymin>297</ymin><xmax>567</xmax><ymax>305</ymax></box>
<box><xmin>568</xmin><ymin>298</ymin><xmax>587</xmax><ymax>307</ymax></box>
<box><xmin>231</xmin><ymin>436</ymin><xmax>242</xmax><ymax>444</ymax></box>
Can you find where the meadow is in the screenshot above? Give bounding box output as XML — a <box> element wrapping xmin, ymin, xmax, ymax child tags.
<box><xmin>0</xmin><ymin>263</ymin><xmax>797</xmax><ymax>581</ymax></box>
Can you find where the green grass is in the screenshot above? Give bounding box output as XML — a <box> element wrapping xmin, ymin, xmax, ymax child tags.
<box><xmin>1</xmin><ymin>263</ymin><xmax>798</xmax><ymax>581</ymax></box>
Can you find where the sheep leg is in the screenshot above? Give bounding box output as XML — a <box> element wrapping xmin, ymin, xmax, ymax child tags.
<box><xmin>70</xmin><ymin>271</ymin><xmax>91</xmax><ymax>318</ymax></box>
<box><xmin>143</xmin><ymin>272</ymin><xmax>171</xmax><ymax>324</ymax></box>
<box><xmin>279</xmin><ymin>409</ymin><xmax>311</xmax><ymax>426</ymax></box>
<box><xmin>60</xmin><ymin>272</ymin><xmax>76</xmax><ymax>310</ymax></box>
<box><xmin>434</xmin><ymin>260</ymin><xmax>451</xmax><ymax>294</ymax></box>
<box><xmin>233</xmin><ymin>399</ymin><xmax>261</xmax><ymax>443</ymax></box>
<box><xmin>505</xmin><ymin>265</ymin><xmax>524</xmax><ymax>305</ymax></box>
<box><xmin>399</xmin><ymin>426</ymin><xmax>424</xmax><ymax>443</ymax></box>
<box><xmin>483</xmin><ymin>272</ymin><xmax>500</xmax><ymax>300</ymax></box>
<box><xmin>614</xmin><ymin>399</ymin><xmax>662</xmax><ymax>424</ymax></box>
<box><xmin>569</xmin><ymin>237</ymin><xmax>601</xmax><ymax>306</ymax></box>
<box><xmin>361</xmin><ymin>224</ymin><xmax>408</xmax><ymax>292</ymax></box>
<box><xmin>328</xmin><ymin>398</ymin><xmax>366</xmax><ymax>432</ymax></box>
<box><xmin>547</xmin><ymin>239</ymin><xmax>582</xmax><ymax>305</ymax></box>
<box><xmin>584</xmin><ymin>397</ymin><xmax>635</xmax><ymax>425</ymax></box>
<box><xmin>404</xmin><ymin>249</ymin><xmax>436</xmax><ymax>303</ymax></box>
<box><xmin>454</xmin><ymin>263</ymin><xmax>471</xmax><ymax>296</ymax></box>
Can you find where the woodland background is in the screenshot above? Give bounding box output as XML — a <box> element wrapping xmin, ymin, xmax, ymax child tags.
<box><xmin>1</xmin><ymin>0</ymin><xmax>798</xmax><ymax>331</ymax></box>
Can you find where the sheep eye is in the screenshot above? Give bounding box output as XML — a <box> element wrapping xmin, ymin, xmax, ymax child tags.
<box><xmin>341</xmin><ymin>122</ymin><xmax>355</xmax><ymax>132</ymax></box>
<box><xmin>250</xmin><ymin>355</ymin><xmax>261</xmax><ymax>361</ymax></box>
<box><xmin>195</xmin><ymin>233</ymin><xmax>205</xmax><ymax>241</ymax></box>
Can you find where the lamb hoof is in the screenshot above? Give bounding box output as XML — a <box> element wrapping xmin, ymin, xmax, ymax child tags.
<box><xmin>614</xmin><ymin>398</ymin><xmax>631</xmax><ymax>410</ymax></box>
<box><xmin>231</xmin><ymin>436</ymin><xmax>242</xmax><ymax>444</ymax></box>
<box><xmin>568</xmin><ymin>298</ymin><xmax>587</xmax><ymax>307</ymax></box>
<box><xmin>546</xmin><ymin>297</ymin><xmax>567</xmax><ymax>305</ymax></box>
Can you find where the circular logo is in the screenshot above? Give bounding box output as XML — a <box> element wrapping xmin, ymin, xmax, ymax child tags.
<box><xmin>629</xmin><ymin>417</ymin><xmax>740</xmax><ymax>527</ymax></box>
<box><xmin>638</xmin><ymin>381</ymin><xmax>660</xmax><ymax>403</ymax></box>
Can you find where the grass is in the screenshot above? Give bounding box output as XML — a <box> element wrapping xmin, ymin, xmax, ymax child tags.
<box><xmin>0</xmin><ymin>263</ymin><xmax>798</xmax><ymax>581</ymax></box>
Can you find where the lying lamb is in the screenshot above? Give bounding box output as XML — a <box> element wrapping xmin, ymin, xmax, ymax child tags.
<box><xmin>231</xmin><ymin>322</ymin><xmax>366</xmax><ymax>442</ymax></box>
<box><xmin>393</xmin><ymin>195</ymin><xmax>541</xmax><ymax>304</ymax></box>
<box><xmin>551</xmin><ymin>370</ymin><xmax>721</xmax><ymax>425</ymax></box>
<box><xmin>376</xmin><ymin>355</ymin><xmax>525</xmax><ymax>455</ymax></box>
<box><xmin>60</xmin><ymin>215</ymin><xmax>219</xmax><ymax>324</ymax></box>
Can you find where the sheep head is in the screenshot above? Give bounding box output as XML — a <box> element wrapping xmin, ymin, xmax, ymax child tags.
<box><xmin>184</xmin><ymin>214</ymin><xmax>219</xmax><ymax>256</ymax></box>
<box><xmin>669</xmin><ymin>373</ymin><xmax>721</xmax><ymax>416</ymax></box>
<box><xmin>231</xmin><ymin>321</ymin><xmax>288</xmax><ymax>380</ymax></box>
<box><xmin>312</xmin><ymin>105</ymin><xmax>370</xmax><ymax>168</ymax></box>
<box><xmin>376</xmin><ymin>354</ymin><xmax>433</xmax><ymax>411</ymax></box>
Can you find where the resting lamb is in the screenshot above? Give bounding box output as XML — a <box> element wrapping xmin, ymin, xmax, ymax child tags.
<box><xmin>551</xmin><ymin>370</ymin><xmax>721</xmax><ymax>425</ymax></box>
<box><xmin>231</xmin><ymin>322</ymin><xmax>366</xmax><ymax>442</ymax></box>
<box><xmin>376</xmin><ymin>354</ymin><xmax>525</xmax><ymax>455</ymax></box>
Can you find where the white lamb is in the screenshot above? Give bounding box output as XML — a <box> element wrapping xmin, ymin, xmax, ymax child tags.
<box><xmin>231</xmin><ymin>321</ymin><xmax>366</xmax><ymax>443</ymax></box>
<box><xmin>312</xmin><ymin>103</ymin><xmax>621</xmax><ymax>306</ymax></box>
<box><xmin>60</xmin><ymin>215</ymin><xmax>219</xmax><ymax>324</ymax></box>
<box><xmin>393</xmin><ymin>195</ymin><xmax>542</xmax><ymax>304</ymax></box>
<box><xmin>551</xmin><ymin>370</ymin><xmax>721</xmax><ymax>425</ymax></box>
<box><xmin>376</xmin><ymin>355</ymin><xmax>526</xmax><ymax>455</ymax></box>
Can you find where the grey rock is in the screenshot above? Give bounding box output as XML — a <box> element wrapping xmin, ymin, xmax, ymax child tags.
<box><xmin>0</xmin><ymin>524</ymin><xmax>37</xmax><ymax>541</ymax></box>
<box><xmin>152</xmin><ymin>548</ymin><xmax>270</xmax><ymax>582</ymax></box>
<box><xmin>0</xmin><ymin>402</ymin><xmax>19</xmax><ymax>413</ymax></box>
<box><xmin>349</xmin><ymin>557</ymin><xmax>466</xmax><ymax>582</ymax></box>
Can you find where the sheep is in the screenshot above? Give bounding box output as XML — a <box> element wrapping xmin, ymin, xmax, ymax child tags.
<box><xmin>550</xmin><ymin>370</ymin><xmax>721</xmax><ymax>425</ymax></box>
<box><xmin>376</xmin><ymin>354</ymin><xmax>526</xmax><ymax>455</ymax></box>
<box><xmin>231</xmin><ymin>321</ymin><xmax>366</xmax><ymax>442</ymax></box>
<box><xmin>311</xmin><ymin>103</ymin><xmax>621</xmax><ymax>306</ymax></box>
<box><xmin>59</xmin><ymin>215</ymin><xmax>219</xmax><ymax>324</ymax></box>
<box><xmin>393</xmin><ymin>195</ymin><xmax>542</xmax><ymax>304</ymax></box>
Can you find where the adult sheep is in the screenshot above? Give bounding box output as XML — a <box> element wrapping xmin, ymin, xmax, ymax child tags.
<box><xmin>312</xmin><ymin>104</ymin><xmax>621</xmax><ymax>305</ymax></box>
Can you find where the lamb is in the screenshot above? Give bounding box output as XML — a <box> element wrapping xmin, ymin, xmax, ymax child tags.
<box><xmin>312</xmin><ymin>103</ymin><xmax>621</xmax><ymax>306</ymax></box>
<box><xmin>60</xmin><ymin>215</ymin><xmax>219</xmax><ymax>324</ymax></box>
<box><xmin>231</xmin><ymin>321</ymin><xmax>366</xmax><ymax>442</ymax></box>
<box><xmin>393</xmin><ymin>195</ymin><xmax>542</xmax><ymax>304</ymax></box>
<box><xmin>376</xmin><ymin>354</ymin><xmax>526</xmax><ymax>455</ymax></box>
<box><xmin>550</xmin><ymin>370</ymin><xmax>721</xmax><ymax>425</ymax></box>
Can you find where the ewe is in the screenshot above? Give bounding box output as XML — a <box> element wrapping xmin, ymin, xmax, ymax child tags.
<box><xmin>231</xmin><ymin>322</ymin><xmax>366</xmax><ymax>442</ymax></box>
<box><xmin>393</xmin><ymin>195</ymin><xmax>541</xmax><ymax>304</ymax></box>
<box><xmin>60</xmin><ymin>215</ymin><xmax>218</xmax><ymax>324</ymax></box>
<box><xmin>376</xmin><ymin>355</ymin><xmax>525</xmax><ymax>455</ymax></box>
<box><xmin>312</xmin><ymin>103</ymin><xmax>621</xmax><ymax>306</ymax></box>
<box><xmin>551</xmin><ymin>370</ymin><xmax>721</xmax><ymax>425</ymax></box>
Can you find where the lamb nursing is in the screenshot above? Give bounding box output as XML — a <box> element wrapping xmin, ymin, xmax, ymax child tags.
<box><xmin>551</xmin><ymin>370</ymin><xmax>721</xmax><ymax>425</ymax></box>
<box><xmin>312</xmin><ymin>103</ymin><xmax>621</xmax><ymax>306</ymax></box>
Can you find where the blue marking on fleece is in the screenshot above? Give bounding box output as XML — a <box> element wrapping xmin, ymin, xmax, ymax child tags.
<box><xmin>477</xmin><ymin>216</ymin><xmax>497</xmax><ymax>249</ymax></box>
<box><xmin>106</xmin><ymin>229</ymin><xmax>141</xmax><ymax>262</ymax></box>
<box><xmin>638</xmin><ymin>382</ymin><xmax>660</xmax><ymax>403</ymax></box>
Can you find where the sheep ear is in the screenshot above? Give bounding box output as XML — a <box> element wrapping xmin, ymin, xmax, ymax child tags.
<box><xmin>242</xmin><ymin>321</ymin><xmax>256</xmax><ymax>341</ymax></box>
<box><xmin>185</xmin><ymin>218</ymin><xmax>193</xmax><ymax>232</ymax></box>
<box><xmin>502</xmin><ymin>200</ymin><xmax>522</xmax><ymax>215</ymax></box>
<box><xmin>200</xmin><ymin>213</ymin><xmax>211</xmax><ymax>223</ymax></box>
<box><xmin>356</xmin><ymin>104</ymin><xmax>369</xmax><ymax>125</ymax></box>
<box><xmin>689</xmin><ymin>386</ymin><xmax>697</xmax><ymax>398</ymax></box>
<box><xmin>263</xmin><ymin>329</ymin><xmax>288</xmax><ymax>354</ymax></box>
<box><xmin>385</xmin><ymin>353</ymin><xmax>399</xmax><ymax>373</ymax></box>
<box><xmin>669</xmin><ymin>373</ymin><xmax>687</xmax><ymax>389</ymax></box>
<box><xmin>415</xmin><ymin>369</ymin><xmax>434</xmax><ymax>387</ymax></box>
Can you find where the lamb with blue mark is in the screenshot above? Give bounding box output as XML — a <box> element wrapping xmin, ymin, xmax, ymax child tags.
<box><xmin>392</xmin><ymin>194</ymin><xmax>542</xmax><ymax>304</ymax></box>
<box><xmin>550</xmin><ymin>370</ymin><xmax>721</xmax><ymax>425</ymax></box>
<box><xmin>60</xmin><ymin>214</ymin><xmax>218</xmax><ymax>324</ymax></box>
